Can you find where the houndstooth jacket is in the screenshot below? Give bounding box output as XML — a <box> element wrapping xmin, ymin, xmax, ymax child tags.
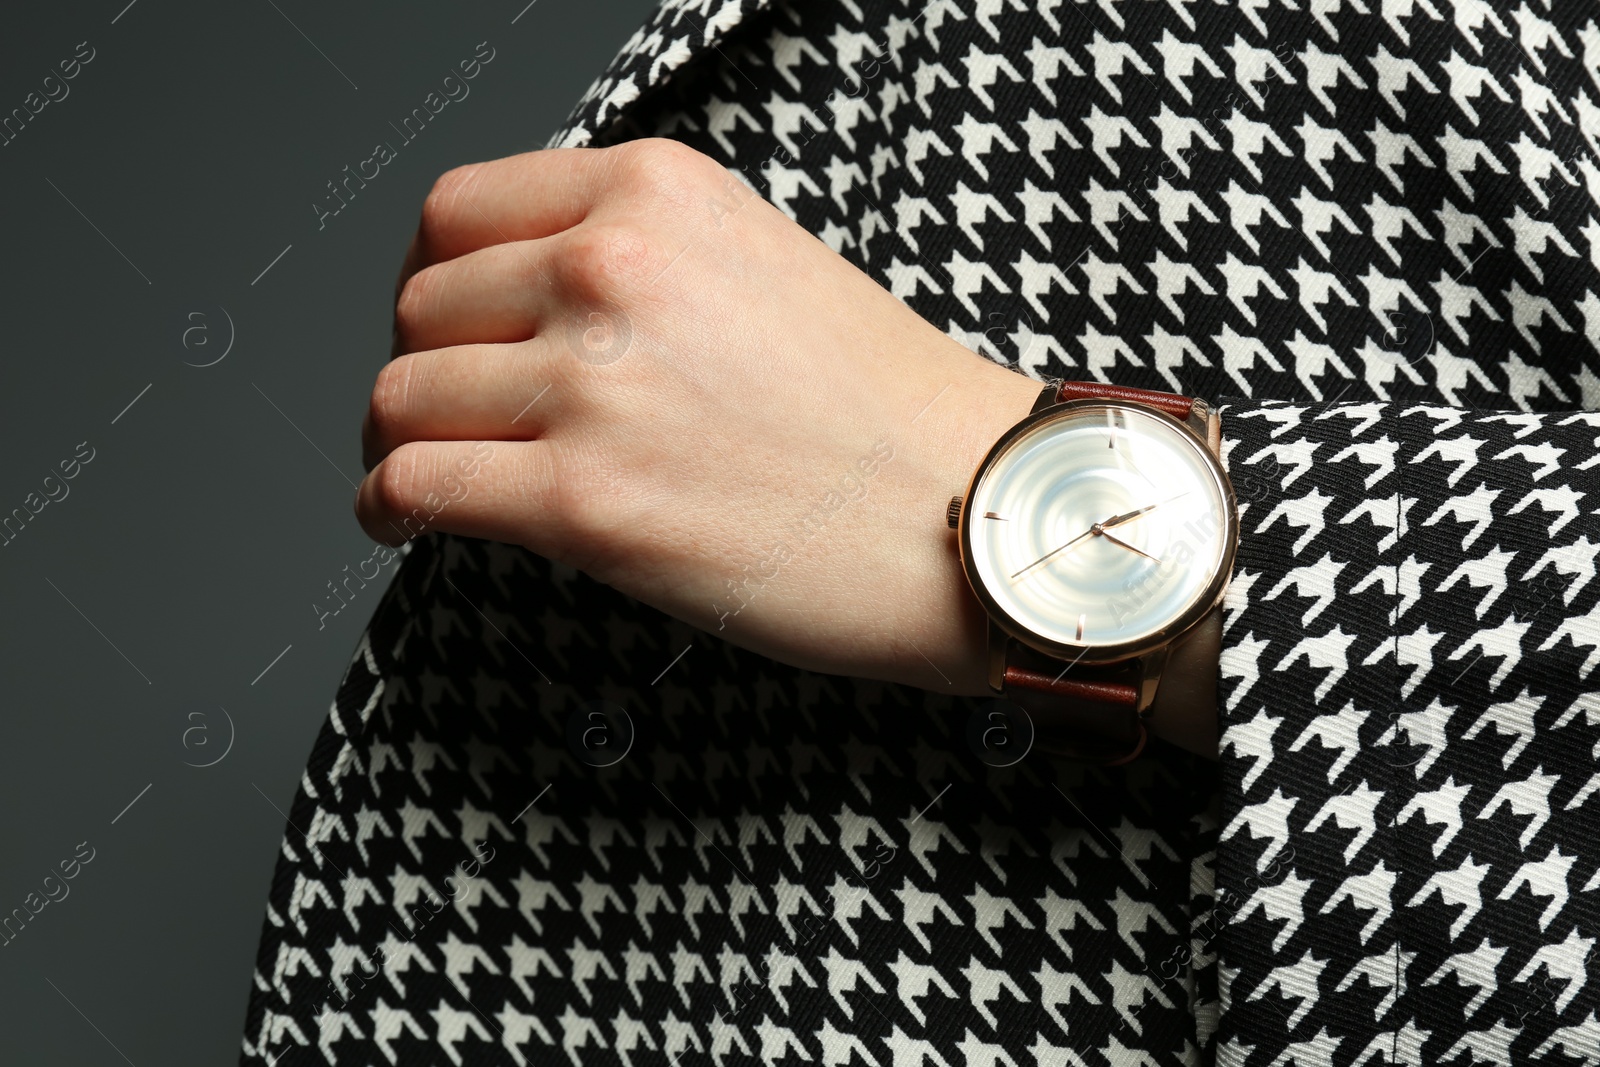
<box><xmin>239</xmin><ymin>1</ymin><xmax>1600</xmax><ymax>1064</ymax></box>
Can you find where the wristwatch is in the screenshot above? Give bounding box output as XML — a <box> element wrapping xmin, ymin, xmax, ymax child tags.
<box><xmin>946</xmin><ymin>380</ymin><xmax>1238</xmax><ymax>764</ymax></box>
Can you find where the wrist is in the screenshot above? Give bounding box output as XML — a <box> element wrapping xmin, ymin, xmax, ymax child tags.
<box><xmin>885</xmin><ymin>358</ymin><xmax>1044</xmax><ymax>697</ymax></box>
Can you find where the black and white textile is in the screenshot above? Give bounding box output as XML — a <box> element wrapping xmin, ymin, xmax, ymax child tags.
<box><xmin>239</xmin><ymin>1</ymin><xmax>1600</xmax><ymax>1063</ymax></box>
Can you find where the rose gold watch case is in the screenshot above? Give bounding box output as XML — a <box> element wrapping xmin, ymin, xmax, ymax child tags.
<box><xmin>954</xmin><ymin>395</ymin><xmax>1239</xmax><ymax>689</ymax></box>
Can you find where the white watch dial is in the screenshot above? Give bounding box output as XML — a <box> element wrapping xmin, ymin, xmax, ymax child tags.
<box><xmin>965</xmin><ymin>402</ymin><xmax>1232</xmax><ymax>651</ymax></box>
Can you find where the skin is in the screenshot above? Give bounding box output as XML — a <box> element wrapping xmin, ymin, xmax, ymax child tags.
<box><xmin>356</xmin><ymin>138</ymin><xmax>1221</xmax><ymax>759</ymax></box>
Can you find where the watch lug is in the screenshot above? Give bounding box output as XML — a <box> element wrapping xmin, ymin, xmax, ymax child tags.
<box><xmin>1186</xmin><ymin>398</ymin><xmax>1223</xmax><ymax>458</ymax></box>
<box><xmin>987</xmin><ymin>621</ymin><xmax>1008</xmax><ymax>693</ymax></box>
<box><xmin>1029</xmin><ymin>382</ymin><xmax>1061</xmax><ymax>414</ymax></box>
<box><xmin>1135</xmin><ymin>645</ymin><xmax>1170</xmax><ymax>714</ymax></box>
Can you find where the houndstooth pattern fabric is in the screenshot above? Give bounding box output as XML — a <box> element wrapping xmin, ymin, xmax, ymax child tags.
<box><xmin>1218</xmin><ymin>403</ymin><xmax>1600</xmax><ymax>1063</ymax></box>
<box><xmin>238</xmin><ymin>0</ymin><xmax>1600</xmax><ymax>1063</ymax></box>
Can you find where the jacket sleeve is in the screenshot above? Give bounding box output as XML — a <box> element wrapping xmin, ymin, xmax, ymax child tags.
<box><xmin>1210</xmin><ymin>398</ymin><xmax>1600</xmax><ymax>1063</ymax></box>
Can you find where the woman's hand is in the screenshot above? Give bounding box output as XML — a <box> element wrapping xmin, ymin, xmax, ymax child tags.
<box><xmin>356</xmin><ymin>138</ymin><xmax>1043</xmax><ymax>697</ymax></box>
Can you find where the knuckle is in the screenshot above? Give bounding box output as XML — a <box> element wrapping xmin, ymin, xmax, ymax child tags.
<box><xmin>612</xmin><ymin>137</ymin><xmax>710</xmax><ymax>189</ymax></box>
<box><xmin>394</xmin><ymin>266</ymin><xmax>439</xmax><ymax>341</ymax></box>
<box><xmin>376</xmin><ymin>443</ymin><xmax>428</xmax><ymax>517</ymax></box>
<box><xmin>559</xmin><ymin>223</ymin><xmax>659</xmax><ymax>302</ymax></box>
<box><xmin>368</xmin><ymin>356</ymin><xmax>415</xmax><ymax>437</ymax></box>
<box><xmin>419</xmin><ymin>163</ymin><xmax>479</xmax><ymax>244</ymax></box>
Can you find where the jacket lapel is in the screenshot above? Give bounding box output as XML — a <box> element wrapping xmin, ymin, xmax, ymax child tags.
<box><xmin>550</xmin><ymin>0</ymin><xmax>771</xmax><ymax>149</ymax></box>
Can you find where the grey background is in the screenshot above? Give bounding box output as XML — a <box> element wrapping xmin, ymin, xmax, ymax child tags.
<box><xmin>0</xmin><ymin>1</ymin><xmax>656</xmax><ymax>1061</ymax></box>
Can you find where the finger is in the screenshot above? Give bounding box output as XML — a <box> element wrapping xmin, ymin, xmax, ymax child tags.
<box><xmin>362</xmin><ymin>342</ymin><xmax>559</xmax><ymax>470</ymax></box>
<box><xmin>395</xmin><ymin>240</ymin><xmax>553</xmax><ymax>355</ymax></box>
<box><xmin>398</xmin><ymin>147</ymin><xmax>622</xmax><ymax>292</ymax></box>
<box><xmin>355</xmin><ymin>439</ymin><xmax>558</xmax><ymax>549</ymax></box>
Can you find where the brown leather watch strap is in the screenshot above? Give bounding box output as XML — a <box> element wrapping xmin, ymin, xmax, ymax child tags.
<box><xmin>1000</xmin><ymin>641</ymin><xmax>1146</xmax><ymax>765</ymax></box>
<box><xmin>1053</xmin><ymin>380</ymin><xmax>1195</xmax><ymax>420</ymax></box>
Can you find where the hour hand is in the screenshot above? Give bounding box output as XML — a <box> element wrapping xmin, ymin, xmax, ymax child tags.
<box><xmin>1101</xmin><ymin>492</ymin><xmax>1190</xmax><ymax>529</ymax></box>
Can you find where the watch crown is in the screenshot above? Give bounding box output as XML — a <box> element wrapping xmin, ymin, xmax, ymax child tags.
<box><xmin>946</xmin><ymin>495</ymin><xmax>963</xmax><ymax>528</ymax></box>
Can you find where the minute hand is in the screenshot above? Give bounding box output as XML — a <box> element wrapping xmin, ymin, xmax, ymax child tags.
<box><xmin>1009</xmin><ymin>526</ymin><xmax>1095</xmax><ymax>580</ymax></box>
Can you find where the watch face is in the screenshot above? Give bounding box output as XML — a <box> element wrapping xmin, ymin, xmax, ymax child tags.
<box><xmin>961</xmin><ymin>400</ymin><xmax>1235</xmax><ymax>660</ymax></box>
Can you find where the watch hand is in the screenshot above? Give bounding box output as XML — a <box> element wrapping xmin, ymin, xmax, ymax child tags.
<box><xmin>1100</xmin><ymin>491</ymin><xmax>1191</xmax><ymax>530</ymax></box>
<box><xmin>1100</xmin><ymin>530</ymin><xmax>1161</xmax><ymax>563</ymax></box>
<box><xmin>1010</xmin><ymin>526</ymin><xmax>1095</xmax><ymax>580</ymax></box>
<box><xmin>1011</xmin><ymin>490</ymin><xmax>1189</xmax><ymax>581</ymax></box>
